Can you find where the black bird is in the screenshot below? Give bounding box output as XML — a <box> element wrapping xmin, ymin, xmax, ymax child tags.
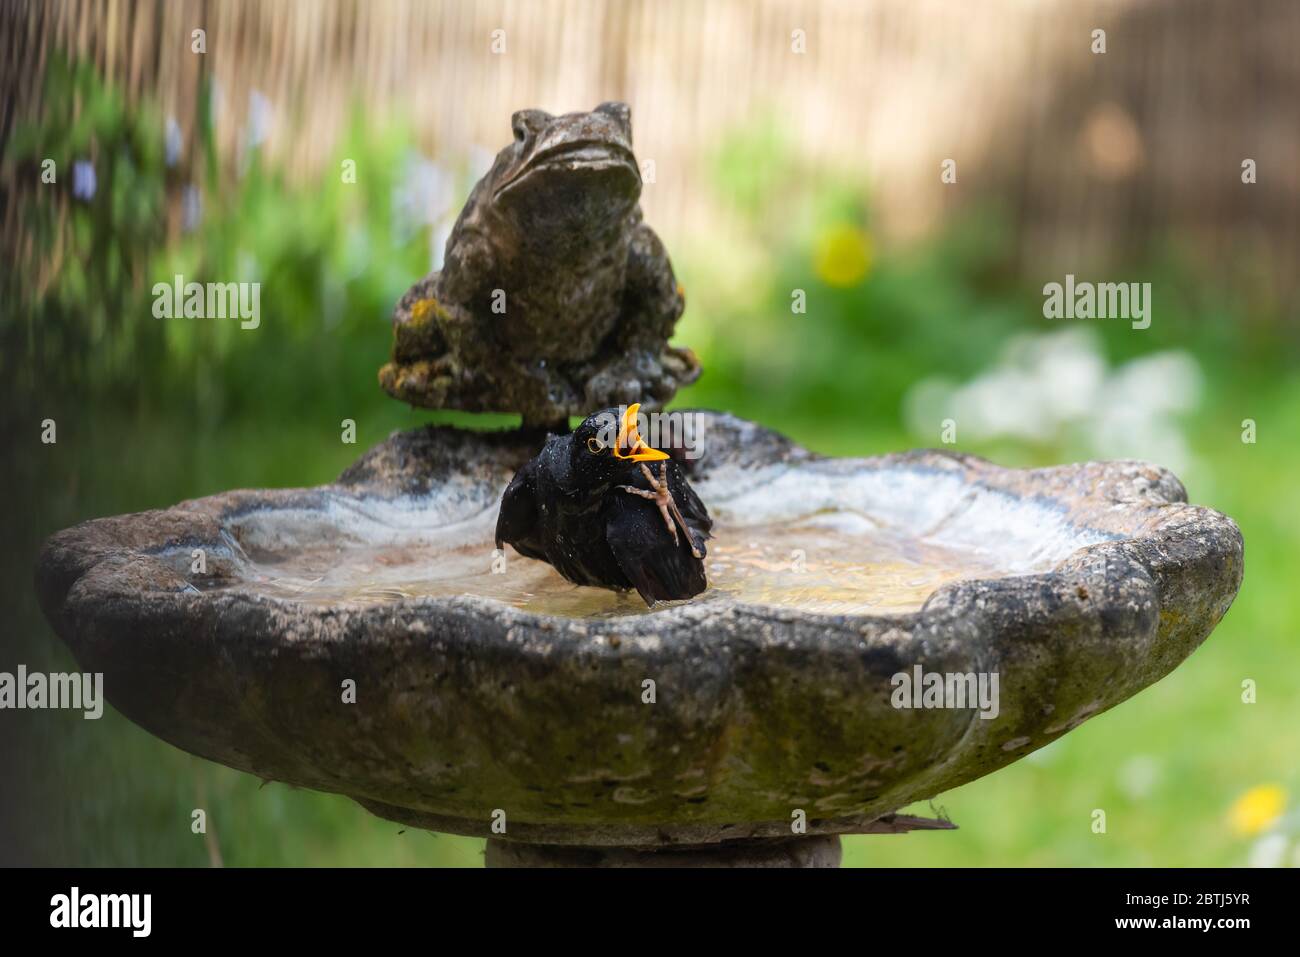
<box><xmin>495</xmin><ymin>404</ymin><xmax>712</xmax><ymax>606</ymax></box>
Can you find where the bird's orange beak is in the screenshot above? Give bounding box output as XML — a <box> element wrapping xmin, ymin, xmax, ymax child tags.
<box><xmin>614</xmin><ymin>403</ymin><xmax>670</xmax><ymax>462</ymax></box>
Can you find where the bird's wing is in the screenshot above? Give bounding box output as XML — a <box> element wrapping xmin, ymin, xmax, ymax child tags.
<box><xmin>495</xmin><ymin>458</ymin><xmax>547</xmax><ymax>560</ymax></box>
<box><xmin>605</xmin><ymin>495</ymin><xmax>707</xmax><ymax>606</ymax></box>
<box><xmin>667</xmin><ymin>461</ymin><xmax>713</xmax><ymax>549</ymax></box>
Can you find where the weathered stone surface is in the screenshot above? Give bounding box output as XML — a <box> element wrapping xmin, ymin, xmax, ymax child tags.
<box><xmin>35</xmin><ymin>412</ymin><xmax>1243</xmax><ymax>847</ymax></box>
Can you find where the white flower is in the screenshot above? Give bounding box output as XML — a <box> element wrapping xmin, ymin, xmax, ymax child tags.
<box><xmin>1248</xmin><ymin>833</ymin><xmax>1289</xmax><ymax>868</ymax></box>
<box><xmin>246</xmin><ymin>90</ymin><xmax>273</xmax><ymax>149</ymax></box>
<box><xmin>904</xmin><ymin>328</ymin><xmax>1203</xmax><ymax>478</ymax></box>
<box><xmin>392</xmin><ymin>152</ymin><xmax>454</xmax><ymax>244</ymax></box>
<box><xmin>165</xmin><ymin>116</ymin><xmax>183</xmax><ymax>168</ymax></box>
<box><xmin>181</xmin><ymin>185</ymin><xmax>202</xmax><ymax>232</ymax></box>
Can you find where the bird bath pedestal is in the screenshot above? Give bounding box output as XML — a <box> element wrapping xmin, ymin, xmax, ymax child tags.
<box><xmin>35</xmin><ymin>412</ymin><xmax>1242</xmax><ymax>867</ymax></box>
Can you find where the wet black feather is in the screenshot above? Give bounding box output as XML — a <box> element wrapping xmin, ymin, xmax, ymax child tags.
<box><xmin>495</xmin><ymin>409</ymin><xmax>712</xmax><ymax>606</ymax></box>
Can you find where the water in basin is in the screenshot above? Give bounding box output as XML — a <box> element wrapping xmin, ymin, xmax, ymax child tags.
<box><xmin>191</xmin><ymin>463</ymin><xmax>1104</xmax><ymax>619</ymax></box>
<box><xmin>202</xmin><ymin>507</ymin><xmax>1007</xmax><ymax>618</ymax></box>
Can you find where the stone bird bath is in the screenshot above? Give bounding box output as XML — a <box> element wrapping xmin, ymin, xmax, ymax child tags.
<box><xmin>36</xmin><ymin>412</ymin><xmax>1242</xmax><ymax>866</ymax></box>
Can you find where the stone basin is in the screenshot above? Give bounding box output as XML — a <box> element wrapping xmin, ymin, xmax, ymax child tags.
<box><xmin>35</xmin><ymin>412</ymin><xmax>1242</xmax><ymax>860</ymax></box>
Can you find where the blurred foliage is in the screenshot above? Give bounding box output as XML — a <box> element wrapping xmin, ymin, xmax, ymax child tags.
<box><xmin>1</xmin><ymin>54</ymin><xmax>460</xmax><ymax>431</ymax></box>
<box><xmin>3</xmin><ymin>63</ymin><xmax>1299</xmax><ymax>868</ymax></box>
<box><xmin>675</xmin><ymin>114</ymin><xmax>1297</xmax><ymax>460</ymax></box>
<box><xmin>2</xmin><ymin>56</ymin><xmax>168</xmax><ymax>403</ymax></box>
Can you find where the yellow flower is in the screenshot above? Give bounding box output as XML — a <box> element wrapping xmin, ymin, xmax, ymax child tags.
<box><xmin>813</xmin><ymin>224</ymin><xmax>873</xmax><ymax>288</ymax></box>
<box><xmin>1228</xmin><ymin>784</ymin><xmax>1287</xmax><ymax>836</ymax></box>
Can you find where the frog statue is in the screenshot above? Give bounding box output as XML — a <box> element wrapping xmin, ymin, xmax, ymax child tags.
<box><xmin>378</xmin><ymin>102</ymin><xmax>700</xmax><ymax>430</ymax></box>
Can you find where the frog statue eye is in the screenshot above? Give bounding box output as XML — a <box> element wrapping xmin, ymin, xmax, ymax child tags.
<box><xmin>586</xmin><ymin>436</ymin><xmax>606</xmax><ymax>455</ymax></box>
<box><xmin>511</xmin><ymin>109</ymin><xmax>551</xmax><ymax>145</ymax></box>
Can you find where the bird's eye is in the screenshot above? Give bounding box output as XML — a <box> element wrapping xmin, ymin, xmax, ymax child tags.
<box><xmin>586</xmin><ymin>437</ymin><xmax>605</xmax><ymax>454</ymax></box>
